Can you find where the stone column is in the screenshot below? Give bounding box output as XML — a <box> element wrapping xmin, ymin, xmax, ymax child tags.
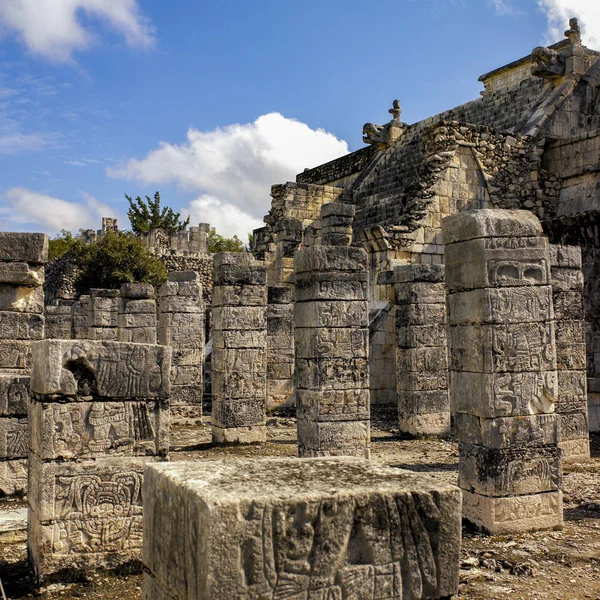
<box><xmin>118</xmin><ymin>283</ymin><xmax>157</xmax><ymax>344</ymax></box>
<box><xmin>444</xmin><ymin>209</ymin><xmax>562</xmax><ymax>534</ymax></box>
<box><xmin>70</xmin><ymin>295</ymin><xmax>89</xmax><ymax>339</ymax></box>
<box><xmin>158</xmin><ymin>272</ymin><xmax>205</xmax><ymax>419</ymax></box>
<box><xmin>295</xmin><ymin>202</ymin><xmax>370</xmax><ymax>458</ymax></box>
<box><xmin>394</xmin><ymin>264</ymin><xmax>450</xmax><ymax>437</ymax></box>
<box><xmin>266</xmin><ymin>286</ymin><xmax>294</xmax><ymax>411</ymax></box>
<box><xmin>0</xmin><ymin>232</ymin><xmax>47</xmax><ymax>496</ymax></box>
<box><xmin>550</xmin><ymin>244</ymin><xmax>590</xmax><ymax>462</ymax></box>
<box><xmin>87</xmin><ymin>289</ymin><xmax>119</xmax><ymax>340</ymax></box>
<box><xmin>198</xmin><ymin>223</ymin><xmax>210</xmax><ymax>254</ymax></box>
<box><xmin>211</xmin><ymin>253</ymin><xmax>267</xmax><ymax>444</ymax></box>
<box><xmin>28</xmin><ymin>339</ymin><xmax>170</xmax><ymax>580</ymax></box>
<box><xmin>45</xmin><ymin>305</ymin><xmax>72</xmax><ymax>339</ymax></box>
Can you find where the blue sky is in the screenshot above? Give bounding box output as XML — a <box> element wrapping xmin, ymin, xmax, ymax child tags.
<box><xmin>0</xmin><ymin>0</ymin><xmax>598</xmax><ymax>239</ymax></box>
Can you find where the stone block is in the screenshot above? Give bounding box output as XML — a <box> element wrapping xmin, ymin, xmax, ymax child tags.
<box><xmin>294</xmin><ymin>246</ymin><xmax>367</xmax><ymax>274</ymax></box>
<box><xmin>211</xmin><ymin>306</ymin><xmax>266</xmax><ymax>331</ymax></box>
<box><xmin>118</xmin><ymin>328</ymin><xmax>156</xmax><ymax>345</ymax></box>
<box><xmin>393</xmin><ymin>263</ymin><xmax>445</xmax><ymax>283</ymax></box>
<box><xmin>558</xmin><ymin>438</ymin><xmax>590</xmax><ymax>463</ymax></box>
<box><xmin>295</xmin><ymin>327</ymin><xmax>368</xmax><ymax>359</ymax></box>
<box><xmin>557</xmin><ymin>370</ymin><xmax>587</xmax><ymax>412</ymax></box>
<box><xmin>142</xmin><ymin>458</ymin><xmax>461</xmax><ymax>600</ymax></box>
<box><xmin>0</xmin><ymin>340</ymin><xmax>31</xmax><ymax>369</ymax></box>
<box><xmin>119</xmin><ymin>298</ymin><xmax>157</xmax><ymax>314</ymax></box>
<box><xmin>447</xmin><ymin>286</ymin><xmax>553</xmax><ymax>325</ymax></box>
<box><xmin>170</xmin><ymin>364</ymin><xmax>203</xmax><ymax>387</ymax></box>
<box><xmin>120</xmin><ymin>283</ymin><xmax>154</xmax><ymax>299</ymax></box>
<box><xmin>458</xmin><ymin>444</ymin><xmax>561</xmax><ymax>497</ymax></box>
<box><xmin>267</xmin><ymin>286</ymin><xmax>293</xmax><ymax>304</ymax></box>
<box><xmin>212</xmin><ymin>330</ymin><xmax>266</xmax><ymax>349</ymax></box>
<box><xmin>29</xmin><ymin>400</ymin><xmax>169</xmax><ymax>460</ymax></box>
<box><xmin>395</xmin><ymin>303</ymin><xmax>446</xmax><ymax>327</ymax></box>
<box><xmin>169</xmin><ymin>385</ymin><xmax>203</xmax><ymax>408</ymax></box>
<box><xmin>0</xmin><ymin>262</ymin><xmax>44</xmax><ymax>286</ymax></box>
<box><xmin>448</xmin><ymin>322</ymin><xmax>556</xmax><ymax>373</ymax></box>
<box><xmin>396</xmin><ymin>347</ymin><xmax>448</xmax><ymax>374</ymax></box>
<box><xmin>0</xmin><ymin>416</ymin><xmax>28</xmax><ymax>458</ymax></box>
<box><xmin>158</xmin><ymin>312</ymin><xmax>204</xmax><ymax>329</ymax></box>
<box><xmin>551</xmin><ymin>269</ymin><xmax>584</xmax><ymax>292</ymax></box>
<box><xmin>117</xmin><ymin>313</ymin><xmax>157</xmax><ymax>329</ymax></box>
<box><xmin>549</xmin><ymin>244</ymin><xmax>582</xmax><ymax>269</ymax></box>
<box><xmin>462</xmin><ymin>489</ymin><xmax>562</xmax><ymax>534</ymax></box>
<box><xmin>0</xmin><ymin>457</ymin><xmax>27</xmax><ymax>495</ymax></box>
<box><xmin>294</xmin><ymin>301</ymin><xmax>368</xmax><ymax>328</ymax></box>
<box><xmin>557</xmin><ymin>411</ymin><xmax>589</xmax><ymax>442</ymax></box>
<box><xmin>212</xmin><ymin>285</ymin><xmax>267</xmax><ymax>307</ymax></box>
<box><xmin>556</xmin><ymin>344</ymin><xmax>587</xmax><ymax>371</ymax></box>
<box><xmin>212</xmin><ymin>397</ymin><xmax>265</xmax><ymax>429</ymax></box>
<box><xmin>0</xmin><ymin>232</ymin><xmax>48</xmax><ymax>263</ymax></box>
<box><xmin>451</xmin><ymin>370</ymin><xmax>558</xmax><ymax>418</ymax></box>
<box><xmin>396</xmin><ymin>324</ymin><xmax>447</xmax><ymax>348</ymax></box>
<box><xmin>0</xmin><ymin>373</ymin><xmax>30</xmax><ymax>416</ymax></box>
<box><xmin>158</xmin><ymin>296</ymin><xmax>203</xmax><ymax>314</ymax></box>
<box><xmin>454</xmin><ymin>413</ymin><xmax>559</xmax><ymax>448</ymax></box>
<box><xmin>442</xmin><ymin>209</ymin><xmax>543</xmax><ymax>245</ymax></box>
<box><xmin>398</xmin><ymin>413</ymin><xmax>450</xmax><ymax>437</ymax></box>
<box><xmin>296</xmin><ymin>358</ymin><xmax>369</xmax><ymax>390</ymax></box>
<box><xmin>396</xmin><ymin>370</ymin><xmax>448</xmax><ymax>391</ymax></box>
<box><xmin>298</xmin><ymin>419</ymin><xmax>370</xmax><ymax>457</ymax></box>
<box><xmin>394</xmin><ymin>282</ymin><xmax>445</xmax><ymax>305</ymax></box>
<box><xmin>168</xmin><ymin>271</ymin><xmax>199</xmax><ymax>283</ymax></box>
<box><xmin>296</xmin><ymin>389</ymin><xmax>370</xmax><ymax>422</ymax></box>
<box><xmin>0</xmin><ymin>284</ymin><xmax>44</xmax><ymax>313</ymax></box>
<box><xmin>295</xmin><ymin>271</ymin><xmax>369</xmax><ymax>301</ymax></box>
<box><xmin>88</xmin><ymin>327</ymin><xmax>119</xmax><ymax>341</ymax></box>
<box><xmin>30</xmin><ymin>340</ymin><xmax>171</xmax><ymax>399</ymax></box>
<box><xmin>552</xmin><ymin>291</ymin><xmax>584</xmax><ymax>320</ymax></box>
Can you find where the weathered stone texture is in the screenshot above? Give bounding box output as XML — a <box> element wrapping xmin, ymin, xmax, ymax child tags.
<box><xmin>87</xmin><ymin>288</ymin><xmax>119</xmax><ymax>341</ymax></box>
<box><xmin>28</xmin><ymin>339</ymin><xmax>170</xmax><ymax>579</ymax></box>
<box><xmin>394</xmin><ymin>264</ymin><xmax>450</xmax><ymax>437</ymax></box>
<box><xmin>550</xmin><ymin>244</ymin><xmax>590</xmax><ymax>461</ymax></box>
<box><xmin>444</xmin><ymin>209</ymin><xmax>563</xmax><ymax>534</ymax></box>
<box><xmin>143</xmin><ymin>458</ymin><xmax>461</xmax><ymax>600</ymax></box>
<box><xmin>159</xmin><ymin>272</ymin><xmax>204</xmax><ymax>419</ymax></box>
<box><xmin>71</xmin><ymin>296</ymin><xmax>89</xmax><ymax>339</ymax></box>
<box><xmin>212</xmin><ymin>254</ymin><xmax>266</xmax><ymax>443</ymax></box>
<box><xmin>45</xmin><ymin>305</ymin><xmax>71</xmax><ymax>339</ymax></box>
<box><xmin>118</xmin><ymin>284</ymin><xmax>157</xmax><ymax>344</ymax></box>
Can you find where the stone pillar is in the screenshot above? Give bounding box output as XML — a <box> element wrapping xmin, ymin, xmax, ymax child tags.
<box><xmin>87</xmin><ymin>289</ymin><xmax>119</xmax><ymax>340</ymax></box>
<box><xmin>71</xmin><ymin>295</ymin><xmax>89</xmax><ymax>339</ymax></box>
<box><xmin>118</xmin><ymin>283</ymin><xmax>157</xmax><ymax>344</ymax></box>
<box><xmin>394</xmin><ymin>264</ymin><xmax>450</xmax><ymax>437</ymax></box>
<box><xmin>211</xmin><ymin>253</ymin><xmax>267</xmax><ymax>444</ymax></box>
<box><xmin>28</xmin><ymin>339</ymin><xmax>170</xmax><ymax>580</ymax></box>
<box><xmin>44</xmin><ymin>305</ymin><xmax>72</xmax><ymax>339</ymax></box>
<box><xmin>266</xmin><ymin>286</ymin><xmax>294</xmax><ymax>411</ymax></box>
<box><xmin>198</xmin><ymin>223</ymin><xmax>210</xmax><ymax>254</ymax></box>
<box><xmin>550</xmin><ymin>244</ymin><xmax>590</xmax><ymax>462</ymax></box>
<box><xmin>158</xmin><ymin>272</ymin><xmax>205</xmax><ymax>419</ymax></box>
<box><xmin>188</xmin><ymin>226</ymin><xmax>200</xmax><ymax>254</ymax></box>
<box><xmin>444</xmin><ymin>209</ymin><xmax>562</xmax><ymax>534</ymax></box>
<box><xmin>0</xmin><ymin>232</ymin><xmax>47</xmax><ymax>495</ymax></box>
<box><xmin>295</xmin><ymin>202</ymin><xmax>370</xmax><ymax>458</ymax></box>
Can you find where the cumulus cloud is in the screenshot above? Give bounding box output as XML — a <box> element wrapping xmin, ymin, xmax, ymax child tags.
<box><xmin>108</xmin><ymin>112</ymin><xmax>349</xmax><ymax>238</ymax></box>
<box><xmin>0</xmin><ymin>0</ymin><xmax>155</xmax><ymax>62</ymax></box>
<box><xmin>0</xmin><ymin>187</ymin><xmax>116</xmax><ymax>233</ymax></box>
<box><xmin>538</xmin><ymin>0</ymin><xmax>600</xmax><ymax>48</ymax></box>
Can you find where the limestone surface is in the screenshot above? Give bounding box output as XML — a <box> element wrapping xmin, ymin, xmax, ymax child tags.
<box><xmin>143</xmin><ymin>458</ymin><xmax>461</xmax><ymax>600</ymax></box>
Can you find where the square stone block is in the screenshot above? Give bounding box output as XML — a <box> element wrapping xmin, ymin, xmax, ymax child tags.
<box><xmin>294</xmin><ymin>246</ymin><xmax>367</xmax><ymax>274</ymax></box>
<box><xmin>462</xmin><ymin>489</ymin><xmax>562</xmax><ymax>534</ymax></box>
<box><xmin>295</xmin><ymin>327</ymin><xmax>368</xmax><ymax>359</ymax></box>
<box><xmin>0</xmin><ymin>284</ymin><xmax>44</xmax><ymax>313</ymax></box>
<box><xmin>0</xmin><ymin>340</ymin><xmax>31</xmax><ymax>369</ymax></box>
<box><xmin>396</xmin><ymin>347</ymin><xmax>448</xmax><ymax>374</ymax></box>
<box><xmin>551</xmin><ymin>268</ymin><xmax>583</xmax><ymax>292</ymax></box>
<box><xmin>212</xmin><ymin>306</ymin><xmax>266</xmax><ymax>331</ymax></box>
<box><xmin>158</xmin><ymin>312</ymin><xmax>205</xmax><ymax>329</ymax></box>
<box><xmin>454</xmin><ymin>413</ymin><xmax>558</xmax><ymax>448</ymax></box>
<box><xmin>452</xmin><ymin>371</ymin><xmax>558</xmax><ymax>418</ymax></box>
<box><xmin>557</xmin><ymin>370</ymin><xmax>587</xmax><ymax>413</ymax></box>
<box><xmin>0</xmin><ymin>373</ymin><xmax>30</xmax><ymax>417</ymax></box>
<box><xmin>395</xmin><ymin>324</ymin><xmax>447</xmax><ymax>349</ymax></box>
<box><xmin>549</xmin><ymin>244</ymin><xmax>582</xmax><ymax>269</ymax></box>
<box><xmin>0</xmin><ymin>416</ymin><xmax>28</xmax><ymax>459</ymax></box>
<box><xmin>88</xmin><ymin>327</ymin><xmax>119</xmax><ymax>341</ymax></box>
<box><xmin>458</xmin><ymin>444</ymin><xmax>561</xmax><ymax>497</ymax></box>
<box><xmin>212</xmin><ymin>397</ymin><xmax>266</xmax><ymax>429</ymax></box>
<box><xmin>118</xmin><ymin>327</ymin><xmax>157</xmax><ymax>344</ymax></box>
<box><xmin>447</xmin><ymin>286</ymin><xmax>553</xmax><ymax>326</ymax></box>
<box><xmin>396</xmin><ymin>369</ymin><xmax>448</xmax><ymax>392</ymax></box>
<box><xmin>295</xmin><ymin>271</ymin><xmax>368</xmax><ymax>302</ymax></box>
<box><xmin>398</xmin><ymin>390</ymin><xmax>450</xmax><ymax>415</ymax></box>
<box><xmin>0</xmin><ymin>312</ymin><xmax>44</xmax><ymax>340</ymax></box>
<box><xmin>0</xmin><ymin>262</ymin><xmax>44</xmax><ymax>286</ymax></box>
<box><xmin>0</xmin><ymin>232</ymin><xmax>48</xmax><ymax>263</ymax></box>
<box><xmin>449</xmin><ymin>322</ymin><xmax>556</xmax><ymax>373</ymax></box>
<box><xmin>297</xmin><ymin>389</ymin><xmax>370</xmax><ymax>422</ymax></box>
<box><xmin>118</xmin><ymin>313</ymin><xmax>157</xmax><ymax>329</ymax></box>
<box><xmin>394</xmin><ymin>282</ymin><xmax>445</xmax><ymax>306</ymax></box>
<box><xmin>294</xmin><ymin>301</ymin><xmax>368</xmax><ymax>329</ymax></box>
<box><xmin>143</xmin><ymin>458</ymin><xmax>461</xmax><ymax>600</ymax></box>
<box><xmin>399</xmin><ymin>413</ymin><xmax>451</xmax><ymax>438</ymax></box>
<box><xmin>395</xmin><ymin>303</ymin><xmax>446</xmax><ymax>327</ymax></box>
<box><xmin>296</xmin><ymin>357</ymin><xmax>369</xmax><ymax>390</ymax></box>
<box><xmin>29</xmin><ymin>400</ymin><xmax>169</xmax><ymax>460</ymax></box>
<box><xmin>0</xmin><ymin>457</ymin><xmax>27</xmax><ymax>495</ymax></box>
<box><xmin>552</xmin><ymin>291</ymin><xmax>584</xmax><ymax>320</ymax></box>
<box><xmin>169</xmin><ymin>385</ymin><xmax>203</xmax><ymax>408</ymax></box>
<box><xmin>212</xmin><ymin>329</ymin><xmax>266</xmax><ymax>350</ymax></box>
<box><xmin>171</xmin><ymin>364</ymin><xmax>203</xmax><ymax>387</ymax></box>
<box><xmin>557</xmin><ymin>410</ymin><xmax>589</xmax><ymax>442</ymax></box>
<box><xmin>31</xmin><ymin>340</ymin><xmax>171</xmax><ymax>399</ymax></box>
<box><xmin>212</xmin><ymin>285</ymin><xmax>267</xmax><ymax>307</ymax></box>
<box><xmin>159</xmin><ymin>296</ymin><xmax>203</xmax><ymax>314</ymax></box>
<box><xmin>559</xmin><ymin>438</ymin><xmax>590</xmax><ymax>463</ymax></box>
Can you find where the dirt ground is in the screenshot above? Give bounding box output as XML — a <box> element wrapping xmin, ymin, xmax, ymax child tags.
<box><xmin>1</xmin><ymin>416</ymin><xmax>599</xmax><ymax>599</ymax></box>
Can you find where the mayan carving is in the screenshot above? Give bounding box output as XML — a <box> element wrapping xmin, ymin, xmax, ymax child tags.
<box><xmin>212</xmin><ymin>254</ymin><xmax>267</xmax><ymax>443</ymax></box>
<box><xmin>295</xmin><ymin>202</ymin><xmax>370</xmax><ymax>458</ymax></box>
<box><xmin>158</xmin><ymin>271</ymin><xmax>205</xmax><ymax>418</ymax></box>
<box><xmin>444</xmin><ymin>209</ymin><xmax>563</xmax><ymax>533</ymax></box>
<box><xmin>87</xmin><ymin>288</ymin><xmax>120</xmax><ymax>341</ymax></box>
<box><xmin>394</xmin><ymin>264</ymin><xmax>450</xmax><ymax>437</ymax></box>
<box><xmin>28</xmin><ymin>339</ymin><xmax>170</xmax><ymax>579</ymax></box>
<box><xmin>118</xmin><ymin>283</ymin><xmax>157</xmax><ymax>344</ymax></box>
<box><xmin>142</xmin><ymin>458</ymin><xmax>461</xmax><ymax>600</ymax></box>
<box><xmin>0</xmin><ymin>232</ymin><xmax>47</xmax><ymax>495</ymax></box>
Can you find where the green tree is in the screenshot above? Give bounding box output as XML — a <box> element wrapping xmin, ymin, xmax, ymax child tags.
<box><xmin>126</xmin><ymin>191</ymin><xmax>190</xmax><ymax>235</ymax></box>
<box><xmin>75</xmin><ymin>231</ymin><xmax>167</xmax><ymax>295</ymax></box>
<box><xmin>48</xmin><ymin>229</ymin><xmax>84</xmax><ymax>261</ymax></box>
<box><xmin>208</xmin><ymin>227</ymin><xmax>246</xmax><ymax>253</ymax></box>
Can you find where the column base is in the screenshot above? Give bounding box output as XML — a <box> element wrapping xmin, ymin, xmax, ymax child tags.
<box><xmin>559</xmin><ymin>438</ymin><xmax>591</xmax><ymax>462</ymax></box>
<box><xmin>399</xmin><ymin>412</ymin><xmax>451</xmax><ymax>438</ymax></box>
<box><xmin>212</xmin><ymin>425</ymin><xmax>266</xmax><ymax>445</ymax></box>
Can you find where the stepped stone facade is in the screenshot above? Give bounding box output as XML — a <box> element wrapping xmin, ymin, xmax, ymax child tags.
<box><xmin>0</xmin><ymin>232</ymin><xmax>47</xmax><ymax>496</ymax></box>
<box><xmin>28</xmin><ymin>339</ymin><xmax>170</xmax><ymax>579</ymax></box>
<box><xmin>143</xmin><ymin>458</ymin><xmax>461</xmax><ymax>600</ymax></box>
<box><xmin>444</xmin><ymin>209</ymin><xmax>563</xmax><ymax>534</ymax></box>
<box><xmin>252</xmin><ymin>18</ymin><xmax>600</xmax><ymax>431</ymax></box>
<box><xmin>211</xmin><ymin>254</ymin><xmax>267</xmax><ymax>443</ymax></box>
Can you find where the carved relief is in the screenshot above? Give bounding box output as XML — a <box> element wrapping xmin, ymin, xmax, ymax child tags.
<box><xmin>488</xmin><ymin>259</ymin><xmax>548</xmax><ymax>287</ymax></box>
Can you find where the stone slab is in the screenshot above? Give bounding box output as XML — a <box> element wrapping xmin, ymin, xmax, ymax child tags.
<box><xmin>0</xmin><ymin>416</ymin><xmax>28</xmax><ymax>459</ymax></box>
<box><xmin>294</xmin><ymin>301</ymin><xmax>368</xmax><ymax>328</ymax></box>
<box><xmin>294</xmin><ymin>246</ymin><xmax>367</xmax><ymax>274</ymax></box>
<box><xmin>211</xmin><ymin>425</ymin><xmax>266</xmax><ymax>444</ymax></box>
<box><xmin>30</xmin><ymin>339</ymin><xmax>171</xmax><ymax>399</ymax></box>
<box><xmin>462</xmin><ymin>489</ymin><xmax>562</xmax><ymax>534</ymax></box>
<box><xmin>0</xmin><ymin>373</ymin><xmax>30</xmax><ymax>417</ymax></box>
<box><xmin>212</xmin><ymin>285</ymin><xmax>267</xmax><ymax>307</ymax></box>
<box><xmin>142</xmin><ymin>458</ymin><xmax>462</xmax><ymax>600</ymax></box>
<box><xmin>0</xmin><ymin>263</ymin><xmax>44</xmax><ymax>286</ymax></box>
<box><xmin>295</xmin><ymin>327</ymin><xmax>368</xmax><ymax>359</ymax></box>
<box><xmin>297</xmin><ymin>418</ymin><xmax>370</xmax><ymax>457</ymax></box>
<box><xmin>295</xmin><ymin>271</ymin><xmax>368</xmax><ymax>302</ymax></box>
<box><xmin>211</xmin><ymin>306</ymin><xmax>266</xmax><ymax>331</ymax></box>
<box><xmin>0</xmin><ymin>507</ymin><xmax>27</xmax><ymax>534</ymax></box>
<box><xmin>0</xmin><ymin>458</ymin><xmax>27</xmax><ymax>495</ymax></box>
<box><xmin>296</xmin><ymin>389</ymin><xmax>370</xmax><ymax>422</ymax></box>
<box><xmin>0</xmin><ymin>340</ymin><xmax>31</xmax><ymax>369</ymax></box>
<box><xmin>0</xmin><ymin>232</ymin><xmax>48</xmax><ymax>263</ymax></box>
<box><xmin>296</xmin><ymin>358</ymin><xmax>369</xmax><ymax>390</ymax></box>
<box><xmin>212</xmin><ymin>397</ymin><xmax>265</xmax><ymax>429</ymax></box>
<box><xmin>0</xmin><ymin>284</ymin><xmax>44</xmax><ymax>313</ymax></box>
<box><xmin>398</xmin><ymin>413</ymin><xmax>451</xmax><ymax>438</ymax></box>
<box><xmin>558</xmin><ymin>438</ymin><xmax>590</xmax><ymax>463</ymax></box>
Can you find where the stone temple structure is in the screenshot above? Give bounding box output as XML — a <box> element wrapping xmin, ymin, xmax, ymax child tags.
<box><xmin>252</xmin><ymin>18</ymin><xmax>600</xmax><ymax>443</ymax></box>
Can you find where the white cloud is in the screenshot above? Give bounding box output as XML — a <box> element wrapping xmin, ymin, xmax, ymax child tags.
<box><xmin>0</xmin><ymin>187</ymin><xmax>116</xmax><ymax>233</ymax></box>
<box><xmin>488</xmin><ymin>0</ymin><xmax>523</xmax><ymax>16</ymax></box>
<box><xmin>0</xmin><ymin>131</ymin><xmax>50</xmax><ymax>153</ymax></box>
<box><xmin>0</xmin><ymin>0</ymin><xmax>155</xmax><ymax>62</ymax></box>
<box><xmin>108</xmin><ymin>112</ymin><xmax>349</xmax><ymax>238</ymax></box>
<box><xmin>538</xmin><ymin>0</ymin><xmax>600</xmax><ymax>48</ymax></box>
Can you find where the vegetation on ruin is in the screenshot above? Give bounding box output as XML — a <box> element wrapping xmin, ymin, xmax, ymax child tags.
<box><xmin>48</xmin><ymin>229</ymin><xmax>84</xmax><ymax>261</ymax></box>
<box><xmin>208</xmin><ymin>226</ymin><xmax>246</xmax><ymax>253</ymax></box>
<box><xmin>126</xmin><ymin>191</ymin><xmax>190</xmax><ymax>235</ymax></box>
<box><xmin>74</xmin><ymin>231</ymin><xmax>168</xmax><ymax>294</ymax></box>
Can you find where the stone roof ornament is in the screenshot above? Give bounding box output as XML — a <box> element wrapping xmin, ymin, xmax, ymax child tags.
<box><xmin>388</xmin><ymin>99</ymin><xmax>402</xmax><ymax>122</ymax></box>
<box><xmin>565</xmin><ymin>17</ymin><xmax>582</xmax><ymax>46</ymax></box>
<box><xmin>363</xmin><ymin>100</ymin><xmax>405</xmax><ymax>149</ymax></box>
